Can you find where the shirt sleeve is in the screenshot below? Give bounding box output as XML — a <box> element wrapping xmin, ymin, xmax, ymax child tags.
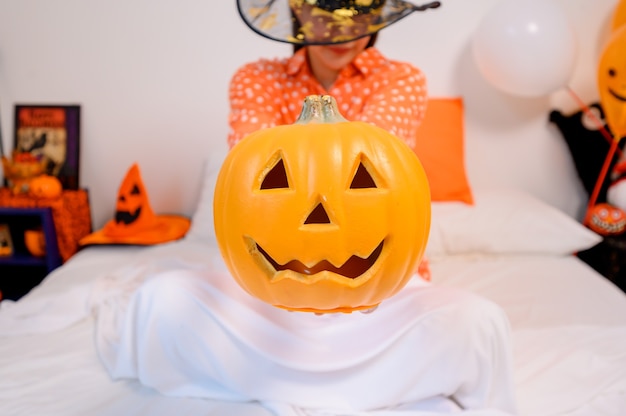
<box><xmin>227</xmin><ymin>61</ymin><xmax>284</xmax><ymax>149</ymax></box>
<box><xmin>354</xmin><ymin>63</ymin><xmax>427</xmax><ymax>151</ymax></box>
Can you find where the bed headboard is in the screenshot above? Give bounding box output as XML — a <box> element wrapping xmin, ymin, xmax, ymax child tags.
<box><xmin>0</xmin><ymin>0</ymin><xmax>618</xmax><ymax>229</ymax></box>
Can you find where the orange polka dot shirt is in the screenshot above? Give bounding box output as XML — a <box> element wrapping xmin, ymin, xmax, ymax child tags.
<box><xmin>227</xmin><ymin>46</ymin><xmax>431</xmax><ymax>281</ymax></box>
<box><xmin>228</xmin><ymin>47</ymin><xmax>428</xmax><ymax>149</ymax></box>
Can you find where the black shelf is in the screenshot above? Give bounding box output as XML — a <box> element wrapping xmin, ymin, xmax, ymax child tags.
<box><xmin>0</xmin><ymin>207</ymin><xmax>62</xmax><ymax>300</ymax></box>
<box><xmin>0</xmin><ymin>252</ymin><xmax>48</xmax><ymax>267</ymax></box>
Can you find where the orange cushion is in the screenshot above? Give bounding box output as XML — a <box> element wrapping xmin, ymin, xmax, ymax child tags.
<box><xmin>414</xmin><ymin>97</ymin><xmax>474</xmax><ymax>204</ymax></box>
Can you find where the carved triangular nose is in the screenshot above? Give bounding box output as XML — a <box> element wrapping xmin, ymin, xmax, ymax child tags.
<box><xmin>304</xmin><ymin>203</ymin><xmax>331</xmax><ymax>224</ymax></box>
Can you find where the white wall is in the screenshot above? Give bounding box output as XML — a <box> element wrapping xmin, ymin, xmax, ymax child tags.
<box><xmin>0</xmin><ymin>0</ymin><xmax>618</xmax><ymax>229</ymax></box>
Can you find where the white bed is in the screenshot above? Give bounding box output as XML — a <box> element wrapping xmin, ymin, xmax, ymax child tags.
<box><xmin>1</xmin><ymin>172</ymin><xmax>625</xmax><ymax>416</ymax></box>
<box><xmin>1</xmin><ymin>0</ymin><xmax>625</xmax><ymax>413</ymax></box>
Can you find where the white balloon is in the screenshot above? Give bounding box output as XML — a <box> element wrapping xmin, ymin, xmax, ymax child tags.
<box><xmin>608</xmin><ymin>180</ymin><xmax>626</xmax><ymax>212</ymax></box>
<box><xmin>472</xmin><ymin>0</ymin><xmax>578</xmax><ymax>97</ymax></box>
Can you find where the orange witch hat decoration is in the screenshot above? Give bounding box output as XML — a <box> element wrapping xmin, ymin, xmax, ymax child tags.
<box><xmin>79</xmin><ymin>163</ymin><xmax>190</xmax><ymax>246</ymax></box>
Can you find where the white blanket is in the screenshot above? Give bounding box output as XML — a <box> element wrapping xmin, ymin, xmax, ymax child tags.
<box><xmin>3</xmin><ymin>241</ymin><xmax>626</xmax><ymax>415</ymax></box>
<box><xmin>81</xmin><ymin>238</ymin><xmax>515</xmax><ymax>416</ymax></box>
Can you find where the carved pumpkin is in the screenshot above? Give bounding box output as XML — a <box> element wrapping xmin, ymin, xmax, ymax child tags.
<box><xmin>213</xmin><ymin>95</ymin><xmax>431</xmax><ymax>313</ymax></box>
<box><xmin>29</xmin><ymin>175</ymin><xmax>63</xmax><ymax>199</ymax></box>
<box><xmin>589</xmin><ymin>203</ymin><xmax>626</xmax><ymax>236</ymax></box>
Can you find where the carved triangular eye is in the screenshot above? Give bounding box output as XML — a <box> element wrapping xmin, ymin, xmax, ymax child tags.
<box><xmin>350</xmin><ymin>162</ymin><xmax>377</xmax><ymax>189</ymax></box>
<box><xmin>305</xmin><ymin>202</ymin><xmax>331</xmax><ymax>224</ymax></box>
<box><xmin>130</xmin><ymin>184</ymin><xmax>141</xmax><ymax>195</ymax></box>
<box><xmin>261</xmin><ymin>158</ymin><xmax>289</xmax><ymax>189</ymax></box>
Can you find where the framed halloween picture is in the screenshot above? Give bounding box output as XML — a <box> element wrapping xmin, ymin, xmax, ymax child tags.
<box><xmin>13</xmin><ymin>104</ymin><xmax>81</xmax><ymax>190</ymax></box>
<box><xmin>0</xmin><ymin>224</ymin><xmax>13</xmax><ymax>257</ymax></box>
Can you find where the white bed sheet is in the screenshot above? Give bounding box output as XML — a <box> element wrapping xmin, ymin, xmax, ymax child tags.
<box><xmin>0</xmin><ymin>242</ymin><xmax>275</xmax><ymax>416</ymax></box>
<box><xmin>0</xmin><ymin>241</ymin><xmax>625</xmax><ymax>416</ymax></box>
<box><xmin>431</xmin><ymin>255</ymin><xmax>626</xmax><ymax>416</ymax></box>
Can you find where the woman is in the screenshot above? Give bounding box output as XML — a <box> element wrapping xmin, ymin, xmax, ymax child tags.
<box><xmin>230</xmin><ymin>0</ymin><xmax>441</xmax><ymax>281</ymax></box>
<box><xmin>229</xmin><ymin>0</ymin><xmax>441</xmax><ymax>149</ymax></box>
<box><xmin>98</xmin><ymin>2</ymin><xmax>519</xmax><ymax>414</ymax></box>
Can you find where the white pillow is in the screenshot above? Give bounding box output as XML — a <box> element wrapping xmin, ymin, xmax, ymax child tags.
<box><xmin>184</xmin><ymin>147</ymin><xmax>228</xmax><ymax>245</ymax></box>
<box><xmin>426</xmin><ymin>188</ymin><xmax>602</xmax><ymax>257</ymax></box>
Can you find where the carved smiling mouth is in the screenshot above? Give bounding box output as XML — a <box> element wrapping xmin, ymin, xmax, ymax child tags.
<box><xmin>609</xmin><ymin>88</ymin><xmax>626</xmax><ymax>102</ymax></box>
<box><xmin>115</xmin><ymin>208</ymin><xmax>141</xmax><ymax>225</ymax></box>
<box><xmin>256</xmin><ymin>240</ymin><xmax>384</xmax><ymax>279</ymax></box>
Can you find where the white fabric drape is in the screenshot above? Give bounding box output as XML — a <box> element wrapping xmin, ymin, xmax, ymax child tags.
<box><xmin>92</xmin><ymin>257</ymin><xmax>518</xmax><ymax>416</ymax></box>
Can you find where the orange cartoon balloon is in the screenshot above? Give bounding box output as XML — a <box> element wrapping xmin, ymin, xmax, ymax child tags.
<box><xmin>612</xmin><ymin>0</ymin><xmax>626</xmax><ymax>32</ymax></box>
<box><xmin>598</xmin><ymin>25</ymin><xmax>626</xmax><ymax>140</ymax></box>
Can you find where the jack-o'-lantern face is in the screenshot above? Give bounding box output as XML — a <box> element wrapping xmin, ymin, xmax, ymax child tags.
<box><xmin>598</xmin><ymin>26</ymin><xmax>626</xmax><ymax>139</ymax></box>
<box><xmin>589</xmin><ymin>203</ymin><xmax>626</xmax><ymax>236</ymax></box>
<box><xmin>79</xmin><ymin>163</ymin><xmax>191</xmax><ymax>246</ymax></box>
<box><xmin>103</xmin><ymin>163</ymin><xmax>156</xmax><ymax>237</ymax></box>
<box><xmin>214</xmin><ymin>95</ymin><xmax>431</xmax><ymax>313</ymax></box>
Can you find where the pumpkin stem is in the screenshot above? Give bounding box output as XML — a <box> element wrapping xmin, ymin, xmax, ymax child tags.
<box><xmin>295</xmin><ymin>95</ymin><xmax>348</xmax><ymax>125</ymax></box>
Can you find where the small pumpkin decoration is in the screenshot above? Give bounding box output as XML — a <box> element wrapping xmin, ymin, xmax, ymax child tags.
<box><xmin>1</xmin><ymin>152</ymin><xmax>47</xmax><ymax>195</ymax></box>
<box><xmin>213</xmin><ymin>95</ymin><xmax>431</xmax><ymax>313</ymax></box>
<box><xmin>24</xmin><ymin>229</ymin><xmax>46</xmax><ymax>257</ymax></box>
<box><xmin>29</xmin><ymin>175</ymin><xmax>63</xmax><ymax>199</ymax></box>
<box><xmin>589</xmin><ymin>203</ymin><xmax>626</xmax><ymax>236</ymax></box>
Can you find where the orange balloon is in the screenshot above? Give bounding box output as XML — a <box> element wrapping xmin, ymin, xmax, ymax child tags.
<box><xmin>598</xmin><ymin>25</ymin><xmax>626</xmax><ymax>140</ymax></box>
<box><xmin>612</xmin><ymin>0</ymin><xmax>626</xmax><ymax>32</ymax></box>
